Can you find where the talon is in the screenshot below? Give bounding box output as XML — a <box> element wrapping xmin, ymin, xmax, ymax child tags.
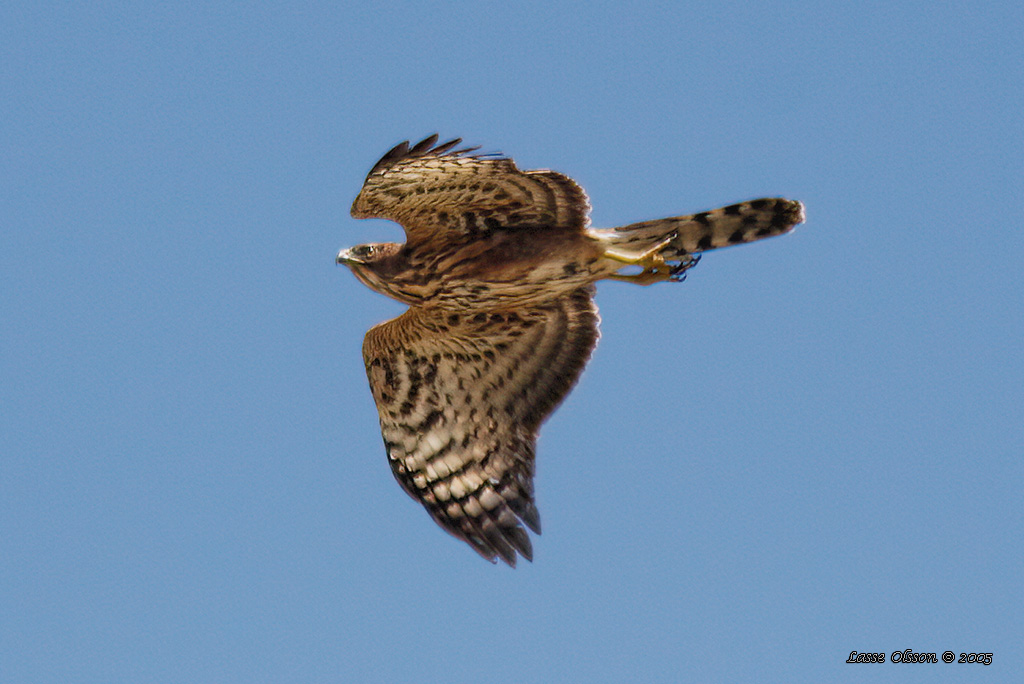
<box><xmin>604</xmin><ymin>234</ymin><xmax>691</xmax><ymax>285</ymax></box>
<box><xmin>608</xmin><ymin>252</ymin><xmax>701</xmax><ymax>286</ymax></box>
<box><xmin>668</xmin><ymin>253</ymin><xmax>701</xmax><ymax>282</ymax></box>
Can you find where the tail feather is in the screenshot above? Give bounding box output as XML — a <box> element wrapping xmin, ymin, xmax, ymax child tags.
<box><xmin>599</xmin><ymin>197</ymin><xmax>805</xmax><ymax>261</ymax></box>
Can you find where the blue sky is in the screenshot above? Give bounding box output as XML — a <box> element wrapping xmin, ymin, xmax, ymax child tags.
<box><xmin>2</xmin><ymin>1</ymin><xmax>1021</xmax><ymax>682</ymax></box>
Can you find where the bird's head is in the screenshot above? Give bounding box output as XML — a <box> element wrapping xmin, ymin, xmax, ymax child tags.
<box><xmin>335</xmin><ymin>242</ymin><xmax>405</xmax><ymax>294</ymax></box>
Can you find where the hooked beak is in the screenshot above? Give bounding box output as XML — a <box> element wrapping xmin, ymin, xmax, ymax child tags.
<box><xmin>335</xmin><ymin>247</ymin><xmax>363</xmax><ymax>266</ymax></box>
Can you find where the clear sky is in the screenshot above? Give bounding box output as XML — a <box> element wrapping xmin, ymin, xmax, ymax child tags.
<box><xmin>2</xmin><ymin>2</ymin><xmax>1021</xmax><ymax>682</ymax></box>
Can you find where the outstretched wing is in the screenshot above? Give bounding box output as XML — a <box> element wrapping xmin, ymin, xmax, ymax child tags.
<box><xmin>351</xmin><ymin>134</ymin><xmax>591</xmax><ymax>249</ymax></box>
<box><xmin>361</xmin><ymin>287</ymin><xmax>599</xmax><ymax>566</ymax></box>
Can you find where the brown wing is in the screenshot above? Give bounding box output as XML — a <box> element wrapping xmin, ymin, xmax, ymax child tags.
<box><xmin>361</xmin><ymin>287</ymin><xmax>599</xmax><ymax>566</ymax></box>
<box><xmin>351</xmin><ymin>134</ymin><xmax>591</xmax><ymax>249</ymax></box>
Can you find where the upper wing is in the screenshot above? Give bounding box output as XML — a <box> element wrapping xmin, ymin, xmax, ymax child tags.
<box><xmin>351</xmin><ymin>134</ymin><xmax>591</xmax><ymax>249</ymax></box>
<box><xmin>361</xmin><ymin>287</ymin><xmax>599</xmax><ymax>566</ymax></box>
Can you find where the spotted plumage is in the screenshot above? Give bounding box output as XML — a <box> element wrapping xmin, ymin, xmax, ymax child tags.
<box><xmin>337</xmin><ymin>135</ymin><xmax>805</xmax><ymax>566</ymax></box>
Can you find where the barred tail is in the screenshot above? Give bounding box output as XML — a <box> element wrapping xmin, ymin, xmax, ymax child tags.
<box><xmin>599</xmin><ymin>197</ymin><xmax>805</xmax><ymax>261</ymax></box>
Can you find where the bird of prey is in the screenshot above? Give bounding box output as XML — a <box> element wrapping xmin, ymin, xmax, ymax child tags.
<box><xmin>336</xmin><ymin>134</ymin><xmax>805</xmax><ymax>566</ymax></box>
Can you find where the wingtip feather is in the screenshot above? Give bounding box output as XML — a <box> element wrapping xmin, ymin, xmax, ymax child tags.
<box><xmin>363</xmin><ymin>135</ymin><xmax>503</xmax><ymax>180</ymax></box>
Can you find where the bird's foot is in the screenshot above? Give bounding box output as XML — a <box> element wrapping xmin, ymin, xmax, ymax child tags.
<box><xmin>602</xmin><ymin>235</ymin><xmax>674</xmax><ymax>270</ymax></box>
<box><xmin>605</xmin><ymin>240</ymin><xmax>700</xmax><ymax>286</ymax></box>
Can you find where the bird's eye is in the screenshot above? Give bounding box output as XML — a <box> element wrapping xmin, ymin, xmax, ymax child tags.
<box><xmin>354</xmin><ymin>244</ymin><xmax>375</xmax><ymax>258</ymax></box>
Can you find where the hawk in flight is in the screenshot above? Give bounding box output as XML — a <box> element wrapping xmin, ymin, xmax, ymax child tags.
<box><xmin>337</xmin><ymin>135</ymin><xmax>805</xmax><ymax>566</ymax></box>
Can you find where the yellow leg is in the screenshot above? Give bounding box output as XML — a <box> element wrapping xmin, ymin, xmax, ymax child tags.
<box><xmin>605</xmin><ymin>245</ymin><xmax>700</xmax><ymax>286</ymax></box>
<box><xmin>603</xmin><ymin>235</ymin><xmax>680</xmax><ymax>285</ymax></box>
<box><xmin>602</xmin><ymin>235</ymin><xmax>675</xmax><ymax>268</ymax></box>
<box><xmin>607</xmin><ymin>269</ymin><xmax>673</xmax><ymax>286</ymax></box>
